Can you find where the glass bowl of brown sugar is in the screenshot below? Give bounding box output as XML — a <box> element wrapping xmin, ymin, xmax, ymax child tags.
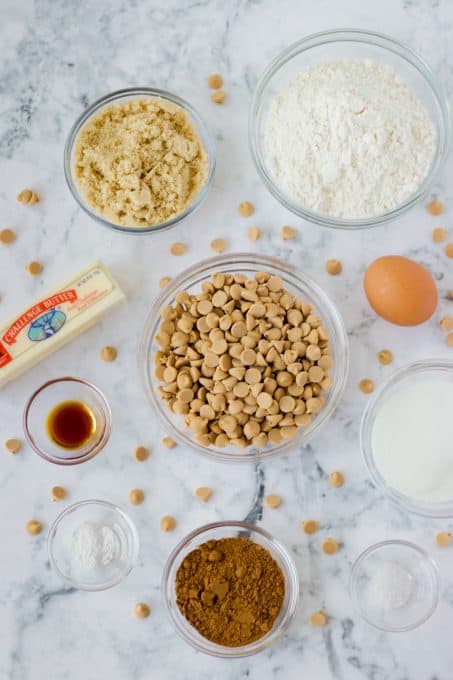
<box><xmin>162</xmin><ymin>521</ymin><xmax>299</xmax><ymax>657</ymax></box>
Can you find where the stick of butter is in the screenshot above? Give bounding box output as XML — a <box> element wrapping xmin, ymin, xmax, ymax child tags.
<box><xmin>0</xmin><ymin>261</ymin><xmax>125</xmax><ymax>388</ymax></box>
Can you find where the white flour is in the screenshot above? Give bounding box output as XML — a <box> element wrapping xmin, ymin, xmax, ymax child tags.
<box><xmin>264</xmin><ymin>59</ymin><xmax>435</xmax><ymax>219</ymax></box>
<box><xmin>372</xmin><ymin>378</ymin><xmax>453</xmax><ymax>502</ymax></box>
<box><xmin>72</xmin><ymin>521</ymin><xmax>118</xmax><ymax>569</ymax></box>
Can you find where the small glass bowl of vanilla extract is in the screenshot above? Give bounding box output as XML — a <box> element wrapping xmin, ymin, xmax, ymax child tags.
<box><xmin>24</xmin><ymin>377</ymin><xmax>112</xmax><ymax>465</ymax></box>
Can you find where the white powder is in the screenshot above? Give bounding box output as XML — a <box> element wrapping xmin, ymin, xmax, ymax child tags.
<box><xmin>264</xmin><ymin>59</ymin><xmax>435</xmax><ymax>219</ymax></box>
<box><xmin>72</xmin><ymin>521</ymin><xmax>118</xmax><ymax>569</ymax></box>
<box><xmin>367</xmin><ymin>561</ymin><xmax>413</xmax><ymax>610</ymax></box>
<box><xmin>372</xmin><ymin>378</ymin><xmax>453</xmax><ymax>502</ymax></box>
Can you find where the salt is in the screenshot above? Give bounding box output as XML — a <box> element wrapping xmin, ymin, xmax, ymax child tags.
<box><xmin>72</xmin><ymin>521</ymin><xmax>118</xmax><ymax>569</ymax></box>
<box><xmin>367</xmin><ymin>561</ymin><xmax>413</xmax><ymax>610</ymax></box>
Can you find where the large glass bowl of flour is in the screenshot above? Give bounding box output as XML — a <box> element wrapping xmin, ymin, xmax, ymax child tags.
<box><xmin>250</xmin><ymin>30</ymin><xmax>450</xmax><ymax>229</ymax></box>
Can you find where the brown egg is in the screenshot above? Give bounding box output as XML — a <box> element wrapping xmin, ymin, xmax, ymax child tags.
<box><xmin>364</xmin><ymin>256</ymin><xmax>437</xmax><ymax>326</ymax></box>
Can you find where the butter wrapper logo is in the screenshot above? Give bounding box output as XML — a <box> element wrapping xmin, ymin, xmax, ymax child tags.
<box><xmin>2</xmin><ymin>290</ymin><xmax>77</xmax><ymax>345</ymax></box>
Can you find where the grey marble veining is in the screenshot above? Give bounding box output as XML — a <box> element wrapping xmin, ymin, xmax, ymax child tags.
<box><xmin>1</xmin><ymin>0</ymin><xmax>453</xmax><ymax>678</ymax></box>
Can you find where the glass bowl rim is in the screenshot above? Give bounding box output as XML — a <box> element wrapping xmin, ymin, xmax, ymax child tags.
<box><xmin>64</xmin><ymin>86</ymin><xmax>216</xmax><ymax>235</ymax></box>
<box><xmin>360</xmin><ymin>358</ymin><xmax>453</xmax><ymax>518</ymax></box>
<box><xmin>161</xmin><ymin>520</ymin><xmax>300</xmax><ymax>657</ymax></box>
<box><xmin>138</xmin><ymin>251</ymin><xmax>349</xmax><ymax>463</ymax></box>
<box><xmin>23</xmin><ymin>376</ymin><xmax>112</xmax><ymax>465</ymax></box>
<box><xmin>47</xmin><ymin>498</ymin><xmax>140</xmax><ymax>591</ymax></box>
<box><xmin>349</xmin><ymin>538</ymin><xmax>440</xmax><ymax>632</ymax></box>
<box><xmin>249</xmin><ymin>28</ymin><xmax>451</xmax><ymax>230</ymax></box>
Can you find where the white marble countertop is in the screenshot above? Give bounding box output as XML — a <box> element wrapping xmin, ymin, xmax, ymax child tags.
<box><xmin>1</xmin><ymin>0</ymin><xmax>453</xmax><ymax>678</ymax></box>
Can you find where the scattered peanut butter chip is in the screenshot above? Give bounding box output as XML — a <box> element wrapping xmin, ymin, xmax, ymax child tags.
<box><xmin>211</xmin><ymin>238</ymin><xmax>228</xmax><ymax>254</ymax></box>
<box><xmin>359</xmin><ymin>378</ymin><xmax>374</xmax><ymax>394</ymax></box>
<box><xmin>17</xmin><ymin>188</ymin><xmax>39</xmax><ymax>205</ymax></box>
<box><xmin>195</xmin><ymin>486</ymin><xmax>212</xmax><ymax>502</ymax></box>
<box><xmin>281</xmin><ymin>225</ymin><xmax>296</xmax><ymax>240</ymax></box>
<box><xmin>26</xmin><ymin>261</ymin><xmax>43</xmax><ymax>276</ymax></box>
<box><xmin>5</xmin><ymin>438</ymin><xmax>22</xmax><ymax>454</ymax></box>
<box><xmin>101</xmin><ymin>345</ymin><xmax>117</xmax><ymax>362</ymax></box>
<box><xmin>378</xmin><ymin>349</ymin><xmax>393</xmax><ymax>365</ymax></box>
<box><xmin>447</xmin><ymin>333</ymin><xmax>453</xmax><ymax>348</ymax></box>
<box><xmin>329</xmin><ymin>471</ymin><xmax>344</xmax><ymax>488</ymax></box>
<box><xmin>445</xmin><ymin>243</ymin><xmax>453</xmax><ymax>259</ymax></box>
<box><xmin>135</xmin><ymin>602</ymin><xmax>151</xmax><ymax>618</ymax></box>
<box><xmin>162</xmin><ymin>436</ymin><xmax>176</xmax><ymax>449</ymax></box>
<box><xmin>159</xmin><ymin>276</ymin><xmax>172</xmax><ymax>289</ymax></box>
<box><xmin>238</xmin><ymin>201</ymin><xmax>254</xmax><ymax>217</ymax></box>
<box><xmin>134</xmin><ymin>446</ymin><xmax>149</xmax><ymax>462</ymax></box>
<box><xmin>160</xmin><ymin>515</ymin><xmax>176</xmax><ymax>532</ymax></box>
<box><xmin>436</xmin><ymin>531</ymin><xmax>452</xmax><ymax>547</ymax></box>
<box><xmin>325</xmin><ymin>259</ymin><xmax>342</xmax><ymax>275</ymax></box>
<box><xmin>170</xmin><ymin>242</ymin><xmax>187</xmax><ymax>256</ymax></box>
<box><xmin>129</xmin><ymin>488</ymin><xmax>145</xmax><ymax>505</ymax></box>
<box><xmin>302</xmin><ymin>519</ymin><xmax>319</xmax><ymax>534</ymax></box>
<box><xmin>51</xmin><ymin>485</ymin><xmax>67</xmax><ymax>501</ymax></box>
<box><xmin>310</xmin><ymin>610</ymin><xmax>328</xmax><ymax>627</ymax></box>
<box><xmin>208</xmin><ymin>74</ymin><xmax>223</xmax><ymax>89</ymax></box>
<box><xmin>322</xmin><ymin>538</ymin><xmax>339</xmax><ymax>555</ymax></box>
<box><xmin>448</xmin><ymin>290</ymin><xmax>453</xmax><ymax>300</ymax></box>
<box><xmin>432</xmin><ymin>227</ymin><xmax>448</xmax><ymax>243</ymax></box>
<box><xmin>248</xmin><ymin>226</ymin><xmax>261</xmax><ymax>241</ymax></box>
<box><xmin>26</xmin><ymin>519</ymin><xmax>42</xmax><ymax>536</ymax></box>
<box><xmin>211</xmin><ymin>89</ymin><xmax>226</xmax><ymax>104</ymax></box>
<box><xmin>427</xmin><ymin>199</ymin><xmax>444</xmax><ymax>216</ymax></box>
<box><xmin>265</xmin><ymin>493</ymin><xmax>282</xmax><ymax>509</ymax></box>
<box><xmin>0</xmin><ymin>228</ymin><xmax>16</xmax><ymax>244</ymax></box>
<box><xmin>440</xmin><ymin>316</ymin><xmax>453</xmax><ymax>331</ymax></box>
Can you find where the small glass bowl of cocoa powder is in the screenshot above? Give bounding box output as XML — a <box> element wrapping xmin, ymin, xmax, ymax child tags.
<box><xmin>162</xmin><ymin>521</ymin><xmax>299</xmax><ymax>657</ymax></box>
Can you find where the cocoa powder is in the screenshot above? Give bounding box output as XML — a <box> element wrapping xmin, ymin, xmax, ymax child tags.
<box><xmin>175</xmin><ymin>537</ymin><xmax>285</xmax><ymax>647</ymax></box>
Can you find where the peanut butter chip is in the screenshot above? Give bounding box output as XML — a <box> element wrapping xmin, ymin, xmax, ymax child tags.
<box><xmin>0</xmin><ymin>228</ymin><xmax>16</xmax><ymax>244</ymax></box>
<box><xmin>359</xmin><ymin>378</ymin><xmax>374</xmax><ymax>394</ymax></box>
<box><xmin>302</xmin><ymin>520</ymin><xmax>319</xmax><ymax>534</ymax></box>
<box><xmin>211</xmin><ymin>89</ymin><xmax>226</xmax><ymax>104</ymax></box>
<box><xmin>101</xmin><ymin>346</ymin><xmax>117</xmax><ymax>362</ymax></box>
<box><xmin>265</xmin><ymin>494</ymin><xmax>282</xmax><ymax>509</ymax></box>
<box><xmin>195</xmin><ymin>486</ymin><xmax>212</xmax><ymax>502</ymax></box>
<box><xmin>325</xmin><ymin>259</ymin><xmax>342</xmax><ymax>275</ymax></box>
<box><xmin>5</xmin><ymin>438</ymin><xmax>22</xmax><ymax>454</ymax></box>
<box><xmin>378</xmin><ymin>349</ymin><xmax>393</xmax><ymax>365</ymax></box>
<box><xmin>129</xmin><ymin>489</ymin><xmax>145</xmax><ymax>505</ymax></box>
<box><xmin>211</xmin><ymin>238</ymin><xmax>228</xmax><ymax>254</ymax></box>
<box><xmin>134</xmin><ymin>446</ymin><xmax>149</xmax><ymax>462</ymax></box>
<box><xmin>208</xmin><ymin>74</ymin><xmax>223</xmax><ymax>89</ymax></box>
<box><xmin>310</xmin><ymin>610</ymin><xmax>328</xmax><ymax>627</ymax></box>
<box><xmin>432</xmin><ymin>227</ymin><xmax>448</xmax><ymax>243</ymax></box>
<box><xmin>436</xmin><ymin>531</ymin><xmax>452</xmax><ymax>547</ymax></box>
<box><xmin>440</xmin><ymin>317</ymin><xmax>453</xmax><ymax>331</ymax></box>
<box><xmin>445</xmin><ymin>243</ymin><xmax>453</xmax><ymax>259</ymax></box>
<box><xmin>26</xmin><ymin>261</ymin><xmax>43</xmax><ymax>276</ymax></box>
<box><xmin>238</xmin><ymin>201</ymin><xmax>254</xmax><ymax>217</ymax></box>
<box><xmin>170</xmin><ymin>242</ymin><xmax>187</xmax><ymax>256</ymax></box>
<box><xmin>135</xmin><ymin>602</ymin><xmax>151</xmax><ymax>618</ymax></box>
<box><xmin>162</xmin><ymin>436</ymin><xmax>176</xmax><ymax>449</ymax></box>
<box><xmin>329</xmin><ymin>471</ymin><xmax>344</xmax><ymax>488</ymax></box>
<box><xmin>281</xmin><ymin>225</ymin><xmax>296</xmax><ymax>240</ymax></box>
<box><xmin>159</xmin><ymin>276</ymin><xmax>172</xmax><ymax>289</ymax></box>
<box><xmin>160</xmin><ymin>515</ymin><xmax>176</xmax><ymax>532</ymax></box>
<box><xmin>427</xmin><ymin>199</ymin><xmax>444</xmax><ymax>216</ymax></box>
<box><xmin>26</xmin><ymin>520</ymin><xmax>42</xmax><ymax>536</ymax></box>
<box><xmin>17</xmin><ymin>188</ymin><xmax>39</xmax><ymax>204</ymax></box>
<box><xmin>322</xmin><ymin>538</ymin><xmax>339</xmax><ymax>555</ymax></box>
<box><xmin>248</xmin><ymin>226</ymin><xmax>261</xmax><ymax>241</ymax></box>
<box><xmin>447</xmin><ymin>333</ymin><xmax>453</xmax><ymax>348</ymax></box>
<box><xmin>51</xmin><ymin>485</ymin><xmax>67</xmax><ymax>501</ymax></box>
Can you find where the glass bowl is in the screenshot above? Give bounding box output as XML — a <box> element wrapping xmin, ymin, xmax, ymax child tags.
<box><xmin>361</xmin><ymin>359</ymin><xmax>453</xmax><ymax>517</ymax></box>
<box><xmin>23</xmin><ymin>376</ymin><xmax>112</xmax><ymax>465</ymax></box>
<box><xmin>162</xmin><ymin>521</ymin><xmax>299</xmax><ymax>657</ymax></box>
<box><xmin>48</xmin><ymin>499</ymin><xmax>139</xmax><ymax>591</ymax></box>
<box><xmin>249</xmin><ymin>29</ymin><xmax>450</xmax><ymax>229</ymax></box>
<box><xmin>350</xmin><ymin>540</ymin><xmax>439</xmax><ymax>632</ymax></box>
<box><xmin>64</xmin><ymin>87</ymin><xmax>216</xmax><ymax>234</ymax></box>
<box><xmin>138</xmin><ymin>252</ymin><xmax>349</xmax><ymax>462</ymax></box>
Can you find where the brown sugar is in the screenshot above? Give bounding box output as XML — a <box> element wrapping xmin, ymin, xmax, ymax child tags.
<box><xmin>175</xmin><ymin>537</ymin><xmax>284</xmax><ymax>647</ymax></box>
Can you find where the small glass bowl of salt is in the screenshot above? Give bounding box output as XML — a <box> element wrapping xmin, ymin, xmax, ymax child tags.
<box><xmin>48</xmin><ymin>499</ymin><xmax>139</xmax><ymax>591</ymax></box>
<box><xmin>349</xmin><ymin>540</ymin><xmax>439</xmax><ymax>632</ymax></box>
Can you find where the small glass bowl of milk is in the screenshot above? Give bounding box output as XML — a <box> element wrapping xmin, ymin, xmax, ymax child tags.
<box><xmin>361</xmin><ymin>359</ymin><xmax>453</xmax><ymax>517</ymax></box>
